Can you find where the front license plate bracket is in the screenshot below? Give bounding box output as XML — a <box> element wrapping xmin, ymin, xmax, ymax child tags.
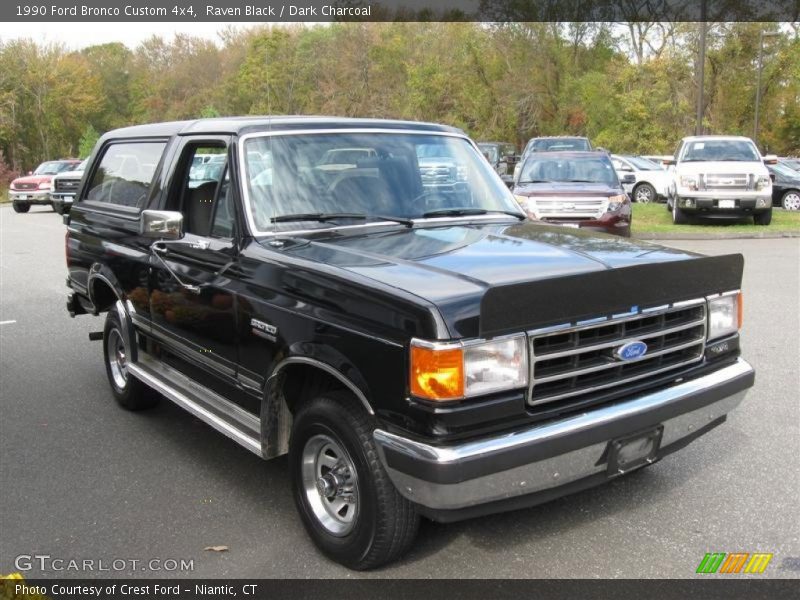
<box><xmin>607</xmin><ymin>426</ymin><xmax>663</xmax><ymax>476</ymax></box>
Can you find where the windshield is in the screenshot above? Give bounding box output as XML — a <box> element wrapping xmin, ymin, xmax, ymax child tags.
<box><xmin>478</xmin><ymin>144</ymin><xmax>499</xmax><ymax>163</ymax></box>
<box><xmin>242</xmin><ymin>132</ymin><xmax>520</xmax><ymax>233</ymax></box>
<box><xmin>34</xmin><ymin>161</ymin><xmax>75</xmax><ymax>175</ymax></box>
<box><xmin>519</xmin><ymin>154</ymin><xmax>619</xmax><ymax>186</ymax></box>
<box><xmin>779</xmin><ymin>159</ymin><xmax>800</xmax><ymax>171</ymax></box>
<box><xmin>681</xmin><ymin>140</ymin><xmax>760</xmax><ymax>162</ymax></box>
<box><xmin>530</xmin><ymin>138</ymin><xmax>591</xmax><ymax>152</ymax></box>
<box><xmin>626</xmin><ymin>156</ymin><xmax>660</xmax><ymax>171</ymax></box>
<box><xmin>772</xmin><ymin>163</ymin><xmax>800</xmax><ymax>178</ymax></box>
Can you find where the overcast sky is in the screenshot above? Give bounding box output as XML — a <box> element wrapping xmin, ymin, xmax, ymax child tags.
<box><xmin>0</xmin><ymin>22</ymin><xmax>254</xmax><ymax>49</ymax></box>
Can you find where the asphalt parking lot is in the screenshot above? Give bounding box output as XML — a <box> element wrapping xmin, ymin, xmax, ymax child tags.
<box><xmin>1</xmin><ymin>204</ymin><xmax>798</xmax><ymax>579</ymax></box>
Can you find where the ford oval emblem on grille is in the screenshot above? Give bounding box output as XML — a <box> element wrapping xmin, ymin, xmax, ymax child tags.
<box><xmin>614</xmin><ymin>341</ymin><xmax>648</xmax><ymax>361</ymax></box>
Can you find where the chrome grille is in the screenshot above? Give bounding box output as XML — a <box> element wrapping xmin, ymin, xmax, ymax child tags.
<box><xmin>531</xmin><ymin>196</ymin><xmax>608</xmax><ymax>219</ymax></box>
<box><xmin>528</xmin><ymin>300</ymin><xmax>706</xmax><ymax>406</ymax></box>
<box><xmin>703</xmin><ymin>173</ymin><xmax>750</xmax><ymax>191</ymax></box>
<box><xmin>55</xmin><ymin>178</ymin><xmax>80</xmax><ymax>192</ymax></box>
<box><xmin>420</xmin><ymin>165</ymin><xmax>454</xmax><ymax>185</ymax></box>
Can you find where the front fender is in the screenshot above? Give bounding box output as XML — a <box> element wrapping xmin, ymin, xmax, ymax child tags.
<box><xmin>260</xmin><ymin>344</ymin><xmax>376</xmax><ymax>459</ymax></box>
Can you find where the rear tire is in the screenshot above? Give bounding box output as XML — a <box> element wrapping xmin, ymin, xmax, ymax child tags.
<box><xmin>753</xmin><ymin>209</ymin><xmax>772</xmax><ymax>226</ymax></box>
<box><xmin>12</xmin><ymin>201</ymin><xmax>30</xmax><ymax>213</ymax></box>
<box><xmin>289</xmin><ymin>391</ymin><xmax>419</xmax><ymax>570</ymax></box>
<box><xmin>633</xmin><ymin>183</ymin><xmax>656</xmax><ymax>203</ymax></box>
<box><xmin>672</xmin><ymin>201</ymin><xmax>689</xmax><ymax>224</ymax></box>
<box><xmin>103</xmin><ymin>310</ymin><xmax>159</xmax><ymax>410</ymax></box>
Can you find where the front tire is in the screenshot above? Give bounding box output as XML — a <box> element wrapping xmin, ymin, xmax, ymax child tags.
<box><xmin>103</xmin><ymin>310</ymin><xmax>159</xmax><ymax>410</ymax></box>
<box><xmin>754</xmin><ymin>209</ymin><xmax>772</xmax><ymax>226</ymax></box>
<box><xmin>12</xmin><ymin>201</ymin><xmax>30</xmax><ymax>213</ymax></box>
<box><xmin>289</xmin><ymin>392</ymin><xmax>419</xmax><ymax>570</ymax></box>
<box><xmin>53</xmin><ymin>202</ymin><xmax>64</xmax><ymax>215</ymax></box>
<box><xmin>672</xmin><ymin>200</ymin><xmax>689</xmax><ymax>224</ymax></box>
<box><xmin>781</xmin><ymin>190</ymin><xmax>800</xmax><ymax>211</ymax></box>
<box><xmin>633</xmin><ymin>183</ymin><xmax>656</xmax><ymax>203</ymax></box>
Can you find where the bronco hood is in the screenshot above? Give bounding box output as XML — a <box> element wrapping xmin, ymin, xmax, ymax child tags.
<box><xmin>275</xmin><ymin>221</ymin><xmax>742</xmax><ymax>338</ymax></box>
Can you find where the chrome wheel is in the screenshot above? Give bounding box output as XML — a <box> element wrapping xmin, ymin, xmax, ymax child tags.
<box><xmin>782</xmin><ymin>191</ymin><xmax>800</xmax><ymax>211</ymax></box>
<box><xmin>106</xmin><ymin>328</ymin><xmax>128</xmax><ymax>389</ymax></box>
<box><xmin>301</xmin><ymin>434</ymin><xmax>359</xmax><ymax>536</ymax></box>
<box><xmin>635</xmin><ymin>184</ymin><xmax>654</xmax><ymax>203</ymax></box>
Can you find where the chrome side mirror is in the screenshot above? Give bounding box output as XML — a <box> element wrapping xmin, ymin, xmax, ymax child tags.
<box><xmin>140</xmin><ymin>210</ymin><xmax>183</xmax><ymax>240</ymax></box>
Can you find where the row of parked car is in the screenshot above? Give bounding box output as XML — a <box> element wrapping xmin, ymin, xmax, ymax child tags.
<box><xmin>8</xmin><ymin>158</ymin><xmax>86</xmax><ymax>215</ymax></box>
<box><xmin>477</xmin><ymin>134</ymin><xmax>800</xmax><ymax>232</ymax></box>
<box><xmin>8</xmin><ymin>133</ymin><xmax>800</xmax><ymax>236</ymax></box>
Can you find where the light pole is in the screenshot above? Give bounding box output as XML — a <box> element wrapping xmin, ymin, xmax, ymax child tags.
<box><xmin>695</xmin><ymin>3</ymin><xmax>707</xmax><ymax>136</ymax></box>
<box><xmin>754</xmin><ymin>30</ymin><xmax>780</xmax><ymax>148</ymax></box>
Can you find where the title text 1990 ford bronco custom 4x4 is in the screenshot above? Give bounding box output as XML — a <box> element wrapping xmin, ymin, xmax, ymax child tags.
<box><xmin>65</xmin><ymin>117</ymin><xmax>754</xmax><ymax>569</ymax></box>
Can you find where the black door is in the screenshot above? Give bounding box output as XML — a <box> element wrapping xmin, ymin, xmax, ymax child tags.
<box><xmin>149</xmin><ymin>138</ymin><xmax>242</xmax><ymax>388</ymax></box>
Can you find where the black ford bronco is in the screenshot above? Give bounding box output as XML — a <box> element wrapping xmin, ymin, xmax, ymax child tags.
<box><xmin>65</xmin><ymin>117</ymin><xmax>755</xmax><ymax>569</ymax></box>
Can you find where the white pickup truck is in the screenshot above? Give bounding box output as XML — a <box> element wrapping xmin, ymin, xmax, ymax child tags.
<box><xmin>665</xmin><ymin>135</ymin><xmax>775</xmax><ymax>225</ymax></box>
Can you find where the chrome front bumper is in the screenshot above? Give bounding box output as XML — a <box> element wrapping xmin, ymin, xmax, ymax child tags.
<box><xmin>374</xmin><ymin>358</ymin><xmax>753</xmax><ymax>519</ymax></box>
<box><xmin>9</xmin><ymin>190</ymin><xmax>50</xmax><ymax>203</ymax></box>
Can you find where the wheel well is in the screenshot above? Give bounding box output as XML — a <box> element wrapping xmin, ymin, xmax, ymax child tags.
<box><xmin>91</xmin><ymin>279</ymin><xmax>119</xmax><ymax>313</ymax></box>
<box><xmin>278</xmin><ymin>364</ymin><xmax>349</xmax><ymax>415</ymax></box>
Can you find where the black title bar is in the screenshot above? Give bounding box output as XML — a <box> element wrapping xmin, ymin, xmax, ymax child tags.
<box><xmin>2</xmin><ymin>0</ymin><xmax>799</xmax><ymax>22</ymax></box>
<box><xmin>2</xmin><ymin>579</ymin><xmax>800</xmax><ymax>600</ymax></box>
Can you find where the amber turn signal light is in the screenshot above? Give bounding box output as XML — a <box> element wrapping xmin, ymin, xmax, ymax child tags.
<box><xmin>737</xmin><ymin>292</ymin><xmax>743</xmax><ymax>330</ymax></box>
<box><xmin>410</xmin><ymin>343</ymin><xmax>464</xmax><ymax>401</ymax></box>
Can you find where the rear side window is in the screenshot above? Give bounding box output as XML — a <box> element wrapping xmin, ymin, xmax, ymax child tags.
<box><xmin>85</xmin><ymin>142</ymin><xmax>166</xmax><ymax>208</ymax></box>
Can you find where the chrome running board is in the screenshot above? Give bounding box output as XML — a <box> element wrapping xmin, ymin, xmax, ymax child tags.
<box><xmin>127</xmin><ymin>353</ymin><xmax>262</xmax><ymax>457</ymax></box>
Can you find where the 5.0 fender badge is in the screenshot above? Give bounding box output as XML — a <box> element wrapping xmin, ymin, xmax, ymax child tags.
<box><xmin>250</xmin><ymin>318</ymin><xmax>278</xmax><ymax>341</ymax></box>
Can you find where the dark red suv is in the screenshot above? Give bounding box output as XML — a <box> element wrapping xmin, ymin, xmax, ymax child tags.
<box><xmin>512</xmin><ymin>151</ymin><xmax>633</xmax><ymax>237</ymax></box>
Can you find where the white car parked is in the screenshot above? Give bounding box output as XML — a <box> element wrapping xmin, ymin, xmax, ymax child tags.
<box><xmin>665</xmin><ymin>136</ymin><xmax>774</xmax><ymax>225</ymax></box>
<box><xmin>50</xmin><ymin>159</ymin><xmax>87</xmax><ymax>215</ymax></box>
<box><xmin>611</xmin><ymin>155</ymin><xmax>671</xmax><ymax>203</ymax></box>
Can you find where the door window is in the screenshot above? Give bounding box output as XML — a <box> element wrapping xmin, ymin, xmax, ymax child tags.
<box><xmin>85</xmin><ymin>141</ymin><xmax>166</xmax><ymax>208</ymax></box>
<box><xmin>177</xmin><ymin>145</ymin><xmax>234</xmax><ymax>238</ymax></box>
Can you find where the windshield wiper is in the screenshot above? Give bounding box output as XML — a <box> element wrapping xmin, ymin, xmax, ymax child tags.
<box><xmin>421</xmin><ymin>208</ymin><xmax>525</xmax><ymax>220</ymax></box>
<box><xmin>369</xmin><ymin>215</ymin><xmax>415</xmax><ymax>227</ymax></box>
<box><xmin>517</xmin><ymin>179</ymin><xmax>553</xmax><ymax>184</ymax></box>
<box><xmin>270</xmin><ymin>212</ymin><xmax>365</xmax><ymax>223</ymax></box>
<box><xmin>271</xmin><ymin>212</ymin><xmax>415</xmax><ymax>228</ymax></box>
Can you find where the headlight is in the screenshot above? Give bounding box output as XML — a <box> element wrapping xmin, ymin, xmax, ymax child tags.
<box><xmin>607</xmin><ymin>194</ymin><xmax>628</xmax><ymax>211</ymax></box>
<box><xmin>410</xmin><ymin>335</ymin><xmax>528</xmax><ymax>401</ymax></box>
<box><xmin>755</xmin><ymin>175</ymin><xmax>771</xmax><ymax>190</ymax></box>
<box><xmin>38</xmin><ymin>181</ymin><xmax>51</xmax><ymax>190</ymax></box>
<box><xmin>707</xmin><ymin>292</ymin><xmax>742</xmax><ymax>341</ymax></box>
<box><xmin>516</xmin><ymin>195</ymin><xmax>538</xmax><ymax>217</ymax></box>
<box><xmin>679</xmin><ymin>175</ymin><xmax>698</xmax><ymax>191</ymax></box>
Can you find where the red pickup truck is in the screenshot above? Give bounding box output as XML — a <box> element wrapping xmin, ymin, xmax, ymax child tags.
<box><xmin>9</xmin><ymin>159</ymin><xmax>81</xmax><ymax>213</ymax></box>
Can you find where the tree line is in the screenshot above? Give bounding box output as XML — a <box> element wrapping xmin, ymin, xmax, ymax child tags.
<box><xmin>1</xmin><ymin>21</ymin><xmax>798</xmax><ymax>175</ymax></box>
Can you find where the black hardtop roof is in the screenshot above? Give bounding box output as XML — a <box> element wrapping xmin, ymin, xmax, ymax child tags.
<box><xmin>99</xmin><ymin>116</ymin><xmax>465</xmax><ymax>140</ymax></box>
